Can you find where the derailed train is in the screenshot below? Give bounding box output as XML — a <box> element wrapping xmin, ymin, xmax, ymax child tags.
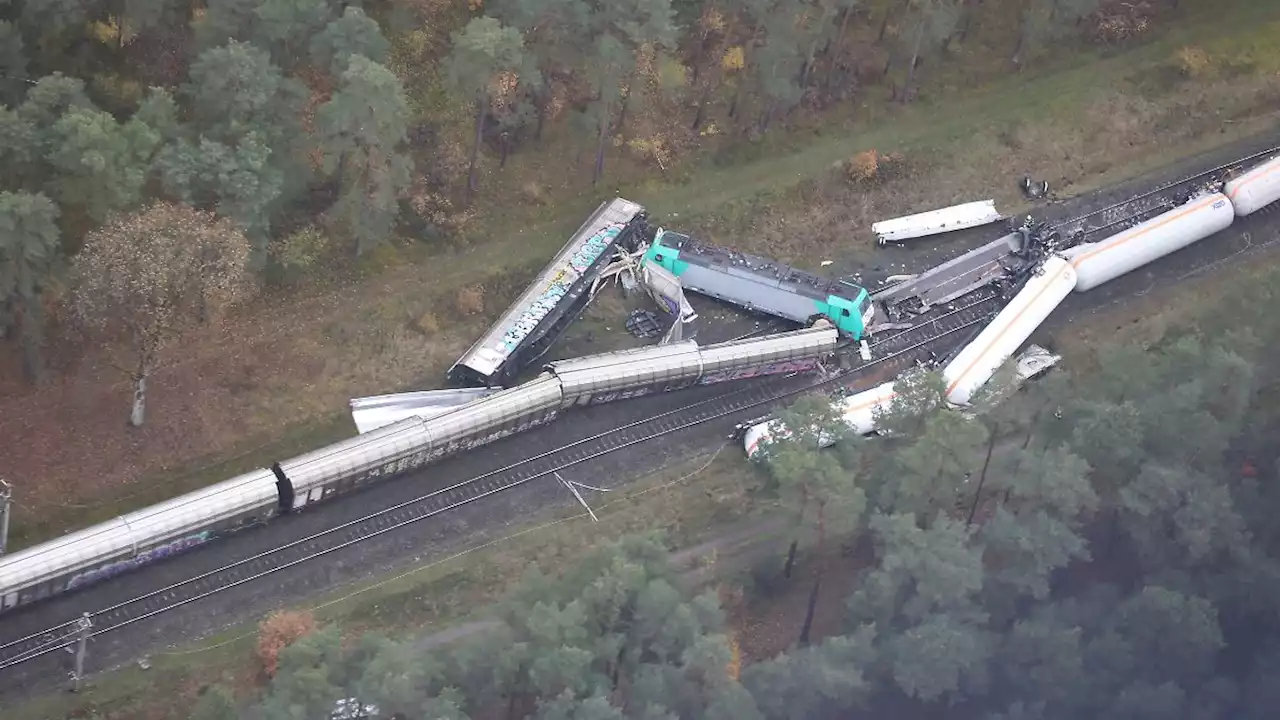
<box><xmin>743</xmin><ymin>153</ymin><xmax>1280</xmax><ymax>456</ymax></box>
<box><xmin>0</xmin><ymin>326</ymin><xmax>837</xmax><ymax>613</ymax></box>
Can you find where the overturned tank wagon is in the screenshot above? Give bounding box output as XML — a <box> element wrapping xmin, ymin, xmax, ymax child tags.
<box><xmin>942</xmin><ymin>255</ymin><xmax>1077</xmax><ymax>406</ymax></box>
<box><xmin>1065</xmin><ymin>192</ymin><xmax>1235</xmax><ymax>293</ymax></box>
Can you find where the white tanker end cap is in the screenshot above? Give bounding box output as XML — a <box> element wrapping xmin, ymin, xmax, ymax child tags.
<box><xmin>743</xmin><ymin>419</ymin><xmax>785</xmax><ymax>458</ymax></box>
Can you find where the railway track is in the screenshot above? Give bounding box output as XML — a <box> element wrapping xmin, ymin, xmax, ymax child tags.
<box><xmin>0</xmin><ymin>292</ymin><xmax>1001</xmax><ymax>675</ymax></box>
<box><xmin>1055</xmin><ymin>144</ymin><xmax>1280</xmax><ymax>246</ymax></box>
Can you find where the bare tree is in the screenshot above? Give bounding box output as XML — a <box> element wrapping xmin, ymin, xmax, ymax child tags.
<box><xmin>71</xmin><ymin>202</ymin><xmax>252</xmax><ymax>427</ymax></box>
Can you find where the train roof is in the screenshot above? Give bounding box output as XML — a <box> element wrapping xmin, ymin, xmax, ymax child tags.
<box><xmin>655</xmin><ymin>231</ymin><xmax>865</xmax><ymax>302</ymax></box>
<box><xmin>450</xmin><ymin>198</ymin><xmax>647</xmax><ymax>384</ymax></box>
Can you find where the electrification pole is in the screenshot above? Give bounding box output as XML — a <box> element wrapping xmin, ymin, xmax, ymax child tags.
<box><xmin>69</xmin><ymin>613</ymin><xmax>92</xmax><ymax>692</ymax></box>
<box><xmin>0</xmin><ymin>478</ymin><xmax>11</xmax><ymax>556</ymax></box>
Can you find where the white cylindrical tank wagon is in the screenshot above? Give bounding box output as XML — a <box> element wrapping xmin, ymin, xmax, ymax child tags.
<box><xmin>943</xmin><ymin>256</ymin><xmax>1077</xmax><ymax>406</ymax></box>
<box><xmin>743</xmin><ymin>381</ymin><xmax>898</xmax><ymax>458</ymax></box>
<box><xmin>1225</xmin><ymin>155</ymin><xmax>1280</xmax><ymax>217</ymax></box>
<box><xmin>1065</xmin><ymin>192</ymin><xmax>1234</xmax><ymax>293</ymax></box>
<box><xmin>836</xmin><ymin>382</ymin><xmax>898</xmax><ymax>436</ymax></box>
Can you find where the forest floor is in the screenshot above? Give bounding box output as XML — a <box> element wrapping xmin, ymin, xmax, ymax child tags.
<box><xmin>0</xmin><ymin>0</ymin><xmax>1277</xmax><ymax>551</ymax></box>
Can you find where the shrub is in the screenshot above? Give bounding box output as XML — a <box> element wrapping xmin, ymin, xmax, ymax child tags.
<box><xmin>415</xmin><ymin>310</ymin><xmax>441</xmax><ymax>334</ymax></box>
<box><xmin>845</xmin><ymin>149</ymin><xmax>905</xmax><ymax>186</ymax></box>
<box><xmin>1173</xmin><ymin>46</ymin><xmax>1214</xmax><ymax>79</ymax></box>
<box><xmin>455</xmin><ymin>285</ymin><xmax>485</xmax><ymax>315</ymax></box>
<box><xmin>271</xmin><ymin>225</ymin><xmax>332</xmax><ymax>279</ymax></box>
<box><xmin>256</xmin><ymin>610</ymin><xmax>315</xmax><ymax>679</ymax></box>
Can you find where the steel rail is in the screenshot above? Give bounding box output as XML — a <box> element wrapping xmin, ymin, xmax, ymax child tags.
<box><xmin>1057</xmin><ymin>143</ymin><xmax>1280</xmax><ymax>243</ymax></box>
<box><xmin>0</xmin><ymin>294</ymin><xmax>1002</xmax><ymax>673</ymax></box>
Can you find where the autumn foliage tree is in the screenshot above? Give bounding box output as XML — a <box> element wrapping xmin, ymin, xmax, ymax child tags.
<box><xmin>256</xmin><ymin>609</ymin><xmax>317</xmax><ymax>679</ymax></box>
<box><xmin>71</xmin><ymin>203</ymin><xmax>252</xmax><ymax>427</ymax></box>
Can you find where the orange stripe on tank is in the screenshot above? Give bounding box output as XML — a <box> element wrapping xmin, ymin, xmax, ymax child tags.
<box><xmin>1228</xmin><ymin>159</ymin><xmax>1280</xmax><ymax>201</ymax></box>
<box><xmin>945</xmin><ymin>265</ymin><xmax>1070</xmax><ymax>398</ymax></box>
<box><xmin>1070</xmin><ymin>194</ymin><xmax>1224</xmax><ymax>269</ymax></box>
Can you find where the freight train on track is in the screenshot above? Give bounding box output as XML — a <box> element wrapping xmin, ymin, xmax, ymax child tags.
<box><xmin>0</xmin><ymin>326</ymin><xmax>836</xmax><ymax>614</ymax></box>
<box><xmin>1</xmin><ymin>149</ymin><xmax>1277</xmax><ymax>676</ymax></box>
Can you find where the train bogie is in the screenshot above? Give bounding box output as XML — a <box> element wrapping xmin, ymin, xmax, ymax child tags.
<box><xmin>943</xmin><ymin>256</ymin><xmax>1077</xmax><ymax>406</ymax></box>
<box><xmin>549</xmin><ymin>342</ymin><xmax>704</xmax><ymax>406</ymax></box>
<box><xmin>1066</xmin><ymin>193</ymin><xmax>1234</xmax><ymax>293</ymax></box>
<box><xmin>1225</xmin><ymin>155</ymin><xmax>1280</xmax><ymax>217</ymax></box>
<box><xmin>0</xmin><ymin>469</ymin><xmax>279</xmax><ymax>612</ymax></box>
<box><xmin>278</xmin><ymin>418</ymin><xmax>432</xmax><ymax>510</ymax></box>
<box><xmin>698</xmin><ymin>325</ymin><xmax>838</xmax><ymax>384</ymax></box>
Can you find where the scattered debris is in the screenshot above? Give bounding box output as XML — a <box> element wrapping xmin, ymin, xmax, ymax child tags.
<box><xmin>1021</xmin><ymin>177</ymin><xmax>1050</xmax><ymax>199</ymax></box>
<box><xmin>626</xmin><ymin>309</ymin><xmax>663</xmax><ymax>338</ymax></box>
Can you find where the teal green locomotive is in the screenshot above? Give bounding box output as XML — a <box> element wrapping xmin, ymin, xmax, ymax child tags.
<box><xmin>641</xmin><ymin>229</ymin><xmax>875</xmax><ymax>339</ymax></box>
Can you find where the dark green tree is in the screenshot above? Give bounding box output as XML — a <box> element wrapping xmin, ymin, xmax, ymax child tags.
<box><xmin>741</xmin><ymin>628</ymin><xmax>877</xmax><ymax>719</ymax></box>
<box><xmin>993</xmin><ymin>607</ymin><xmax>1088</xmax><ymax>710</ymax></box>
<box><xmin>309</xmin><ymin>6</ymin><xmax>390</xmax><ymax>77</ymax></box>
<box><xmin>190</xmin><ymin>685</ymin><xmax>239</xmax><ymax>720</ymax></box>
<box><xmin>0</xmin><ymin>191</ymin><xmax>60</xmax><ymax>382</ymax></box>
<box><xmin>879</xmin><ymin>409</ymin><xmax>987</xmax><ymax>523</ymax></box>
<box><xmin>980</xmin><ymin>446</ymin><xmax>1097</xmax><ymax>603</ymax></box>
<box><xmin>316</xmin><ymin>54</ymin><xmax>413</xmax><ymax>255</ymax></box>
<box><xmin>254</xmin><ymin>0</ymin><xmax>337</xmax><ymax>68</ymax></box>
<box><xmin>762</xmin><ymin>393</ymin><xmax>865</xmax><ymax>641</ymax></box>
<box><xmin>1113</xmin><ymin>585</ymin><xmax>1224</xmax><ymax>687</ymax></box>
<box><xmin>0</xmin><ymin>21</ymin><xmax>28</xmax><ymax>105</ymax></box>
<box><xmin>195</xmin><ymin>0</ymin><xmax>259</xmax><ymax>49</ymax></box>
<box><xmin>158</xmin><ymin>133</ymin><xmax>283</xmax><ymax>261</ymax></box>
<box><xmin>256</xmin><ymin>626</ymin><xmax>345</xmax><ymax>719</ymax></box>
<box><xmin>0</xmin><ymin>108</ymin><xmax>38</xmax><ymax>186</ymax></box>
<box><xmin>173</xmin><ymin>40</ymin><xmax>307</xmax><ymax>256</ymax></box>
<box><xmin>893</xmin><ymin>0</ymin><xmax>961</xmax><ymax>103</ymax></box>
<box><xmin>182</xmin><ymin>40</ymin><xmax>306</xmax><ymax>146</ymax></box>
<box><xmin>887</xmin><ymin>610</ymin><xmax>994</xmax><ymax>703</ymax></box>
<box><xmin>848</xmin><ymin>512</ymin><xmax>986</xmax><ymax>627</ymax></box>
<box><xmin>47</xmin><ymin>106</ymin><xmax>160</xmax><ymax>223</ymax></box>
<box><xmin>444</xmin><ymin>16</ymin><xmax>531</xmax><ymax>198</ymax></box>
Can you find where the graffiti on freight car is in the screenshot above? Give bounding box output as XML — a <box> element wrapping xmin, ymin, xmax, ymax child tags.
<box><xmin>66</xmin><ymin>531</ymin><xmax>212</xmax><ymax>590</ymax></box>
<box><xmin>588</xmin><ymin>386</ymin><xmax>657</xmax><ymax>405</ymax></box>
<box><xmin>496</xmin><ymin>225</ymin><xmax>625</xmax><ymax>353</ymax></box>
<box><xmin>459</xmin><ymin>413</ymin><xmax>559</xmax><ymax>453</ymax></box>
<box><xmin>698</xmin><ymin>358</ymin><xmax>819</xmax><ymax>385</ymax></box>
<box><xmin>362</xmin><ymin>449</ymin><xmax>431</xmax><ymax>484</ymax></box>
